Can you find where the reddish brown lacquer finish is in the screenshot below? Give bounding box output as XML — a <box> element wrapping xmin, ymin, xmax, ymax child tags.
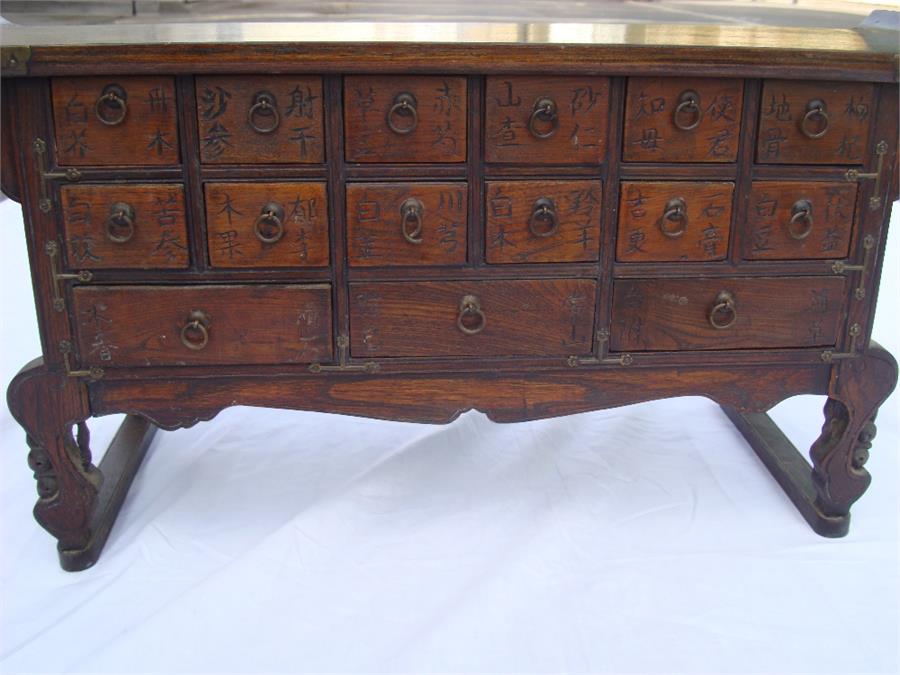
<box><xmin>485</xmin><ymin>180</ymin><xmax>601</xmax><ymax>264</ymax></box>
<box><xmin>623</xmin><ymin>77</ymin><xmax>743</xmax><ymax>162</ymax></box>
<box><xmin>744</xmin><ymin>181</ymin><xmax>858</xmax><ymax>260</ymax></box>
<box><xmin>344</xmin><ymin>76</ymin><xmax>466</xmax><ymax>163</ymax></box>
<box><xmin>196</xmin><ymin>75</ymin><xmax>324</xmax><ymax>164</ymax></box>
<box><xmin>616</xmin><ymin>181</ymin><xmax>734</xmax><ymax>262</ymax></box>
<box><xmin>51</xmin><ymin>76</ymin><xmax>179</xmax><ymax>165</ymax></box>
<box><xmin>349</xmin><ymin>279</ymin><xmax>597</xmax><ymax>357</ymax></box>
<box><xmin>756</xmin><ymin>80</ymin><xmax>873</xmax><ymax>164</ymax></box>
<box><xmin>484</xmin><ymin>76</ymin><xmax>609</xmax><ymax>164</ymax></box>
<box><xmin>60</xmin><ymin>183</ymin><xmax>188</xmax><ymax>269</ymax></box>
<box><xmin>72</xmin><ymin>285</ymin><xmax>332</xmax><ymax>366</ymax></box>
<box><xmin>204</xmin><ymin>182</ymin><xmax>329</xmax><ymax>268</ymax></box>
<box><xmin>610</xmin><ymin>277</ymin><xmax>846</xmax><ymax>351</ymax></box>
<box><xmin>346</xmin><ymin>182</ymin><xmax>467</xmax><ymax>267</ymax></box>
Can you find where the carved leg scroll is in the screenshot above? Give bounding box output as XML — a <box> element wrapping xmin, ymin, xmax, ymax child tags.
<box><xmin>7</xmin><ymin>359</ymin><xmax>158</xmax><ymax>571</ymax></box>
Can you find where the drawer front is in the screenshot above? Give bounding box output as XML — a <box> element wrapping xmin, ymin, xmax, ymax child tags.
<box><xmin>205</xmin><ymin>182</ymin><xmax>329</xmax><ymax>268</ymax></box>
<box><xmin>347</xmin><ymin>182</ymin><xmax>467</xmax><ymax>267</ymax></box>
<box><xmin>616</xmin><ymin>181</ymin><xmax>734</xmax><ymax>263</ymax></box>
<box><xmin>484</xmin><ymin>76</ymin><xmax>610</xmax><ymax>164</ymax></box>
<box><xmin>610</xmin><ymin>277</ymin><xmax>845</xmax><ymax>351</ymax></box>
<box><xmin>744</xmin><ymin>182</ymin><xmax>858</xmax><ymax>260</ymax></box>
<box><xmin>60</xmin><ymin>183</ymin><xmax>188</xmax><ymax>269</ymax></box>
<box><xmin>756</xmin><ymin>81</ymin><xmax>873</xmax><ymax>165</ymax></box>
<box><xmin>72</xmin><ymin>285</ymin><xmax>332</xmax><ymax>366</ymax></box>
<box><xmin>349</xmin><ymin>279</ymin><xmax>597</xmax><ymax>357</ymax></box>
<box><xmin>52</xmin><ymin>76</ymin><xmax>179</xmax><ymax>166</ymax></box>
<box><xmin>344</xmin><ymin>76</ymin><xmax>467</xmax><ymax>163</ymax></box>
<box><xmin>623</xmin><ymin>77</ymin><xmax>743</xmax><ymax>163</ymax></box>
<box><xmin>485</xmin><ymin>180</ymin><xmax>601</xmax><ymax>264</ymax></box>
<box><xmin>196</xmin><ymin>76</ymin><xmax>325</xmax><ymax>164</ymax></box>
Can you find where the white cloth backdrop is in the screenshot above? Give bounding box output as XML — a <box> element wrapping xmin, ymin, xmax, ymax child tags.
<box><xmin>1</xmin><ymin>196</ymin><xmax>898</xmax><ymax>674</ymax></box>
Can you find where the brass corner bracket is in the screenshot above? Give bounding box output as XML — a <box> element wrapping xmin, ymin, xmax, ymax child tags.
<box><xmin>33</xmin><ymin>138</ymin><xmax>82</xmax><ymax>214</ymax></box>
<box><xmin>59</xmin><ymin>341</ymin><xmax>104</xmax><ymax>380</ymax></box>
<box><xmin>309</xmin><ymin>335</ymin><xmax>379</xmax><ymax>374</ymax></box>
<box><xmin>845</xmin><ymin>140</ymin><xmax>888</xmax><ymax>211</ymax></box>
<box><xmin>1</xmin><ymin>46</ymin><xmax>31</xmax><ymax>76</ymax></box>
<box><xmin>568</xmin><ymin>328</ymin><xmax>633</xmax><ymax>368</ymax></box>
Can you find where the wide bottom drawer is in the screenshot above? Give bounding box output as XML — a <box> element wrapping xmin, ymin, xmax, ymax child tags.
<box><xmin>72</xmin><ymin>284</ymin><xmax>332</xmax><ymax>367</ymax></box>
<box><xmin>349</xmin><ymin>279</ymin><xmax>597</xmax><ymax>358</ymax></box>
<box><xmin>610</xmin><ymin>276</ymin><xmax>846</xmax><ymax>351</ymax></box>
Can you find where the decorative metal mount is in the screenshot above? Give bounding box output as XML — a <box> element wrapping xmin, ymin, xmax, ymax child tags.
<box><xmin>821</xmin><ymin>323</ymin><xmax>861</xmax><ymax>363</ymax></box>
<box><xmin>831</xmin><ymin>234</ymin><xmax>875</xmax><ymax>300</ymax></box>
<box><xmin>568</xmin><ymin>328</ymin><xmax>633</xmax><ymax>367</ymax></box>
<box><xmin>33</xmin><ymin>138</ymin><xmax>82</xmax><ymax>213</ymax></box>
<box><xmin>845</xmin><ymin>140</ymin><xmax>888</xmax><ymax>211</ymax></box>
<box><xmin>44</xmin><ymin>241</ymin><xmax>92</xmax><ymax>312</ymax></box>
<box><xmin>309</xmin><ymin>335</ymin><xmax>379</xmax><ymax>373</ymax></box>
<box><xmin>58</xmin><ymin>341</ymin><xmax>104</xmax><ymax>380</ymax></box>
<box><xmin>1</xmin><ymin>46</ymin><xmax>30</xmax><ymax>76</ymax></box>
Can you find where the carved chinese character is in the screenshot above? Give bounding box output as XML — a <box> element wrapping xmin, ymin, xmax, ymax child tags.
<box><xmin>490</xmin><ymin>222</ymin><xmax>516</xmax><ymax>250</ymax></box>
<box><xmin>437</xmin><ymin>221</ymin><xmax>460</xmax><ymax>253</ymax></box>
<box><xmin>489</xmin><ymin>190</ymin><xmax>513</xmax><ymax>218</ymax></box>
<box><xmin>495</xmin><ymin>116</ymin><xmax>519</xmax><ymax>147</ymax></box>
<box><xmin>64</xmin><ymin>129</ymin><xmax>89</xmax><ymax>157</ymax></box>
<box><xmin>494</xmin><ymin>81</ymin><xmax>522</xmax><ymax>108</ymax></box>
<box><xmin>704</xmin><ymin>95</ymin><xmax>736</xmax><ymax>122</ymax></box>
<box><xmin>699</xmin><ymin>224</ymin><xmax>723</xmax><ymax>258</ymax></box>
<box><xmin>202</xmin><ymin>122</ymin><xmax>233</xmax><ymax>159</ymax></box>
<box><xmin>631</xmin><ymin>90</ymin><xmax>665</xmax><ymax>121</ymax></box>
<box><xmin>216</xmin><ymin>193</ymin><xmax>243</xmax><ymax>225</ymax></box>
<box><xmin>154</xmin><ymin>230</ymin><xmax>186</xmax><ymax>262</ymax></box>
<box><xmin>153</xmin><ymin>193</ymin><xmax>179</xmax><ymax>228</ymax></box>
<box><xmin>69</xmin><ymin>235</ymin><xmax>101</xmax><ymax>264</ymax></box>
<box><xmin>706</xmin><ymin>128</ymin><xmax>734</xmax><ymax>158</ymax></box>
<box><xmin>285</xmin><ymin>84</ymin><xmax>318</xmax><ymax>119</ymax></box>
<box><xmin>836</xmin><ymin>134</ymin><xmax>861</xmax><ymax>160</ymax></box>
<box><xmin>570</xmin><ymin>86</ymin><xmax>599</xmax><ymax>115</ymax></box>
<box><xmin>147</xmin><ymin>87</ymin><xmax>169</xmax><ymax>113</ymax></box>
<box><xmin>433</xmin><ymin>81</ymin><xmax>459</xmax><ymax>116</ymax></box>
<box><xmin>633</xmin><ymin>128</ymin><xmax>663</xmax><ymax>151</ymax></box>
<box><xmin>844</xmin><ymin>96</ymin><xmax>869</xmax><ymax>121</ymax></box>
<box><xmin>761</xmin><ymin>127</ymin><xmax>787</xmax><ymax>159</ymax></box>
<box><xmin>625</xmin><ymin>186</ymin><xmax>647</xmax><ymax>219</ymax></box>
<box><xmin>624</xmin><ymin>228</ymin><xmax>646</xmax><ymax>254</ymax></box>
<box><xmin>147</xmin><ymin>129</ymin><xmax>174</xmax><ymax>156</ymax></box>
<box><xmin>289</xmin><ymin>126</ymin><xmax>317</xmax><ymax>158</ymax></box>
<box><xmin>200</xmin><ymin>86</ymin><xmax>231</xmax><ymax>120</ymax></box>
<box><xmin>764</xmin><ymin>93</ymin><xmax>792</xmax><ymax>121</ymax></box>
<box><xmin>64</xmin><ymin>95</ymin><xmax>87</xmax><ymax>124</ymax></box>
<box><xmin>216</xmin><ymin>230</ymin><xmax>243</xmax><ymax>259</ymax></box>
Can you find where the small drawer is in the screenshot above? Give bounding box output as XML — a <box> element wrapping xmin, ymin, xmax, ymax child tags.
<box><xmin>610</xmin><ymin>276</ymin><xmax>845</xmax><ymax>351</ymax></box>
<box><xmin>205</xmin><ymin>182</ymin><xmax>329</xmax><ymax>268</ymax></box>
<box><xmin>196</xmin><ymin>76</ymin><xmax>325</xmax><ymax>164</ymax></box>
<box><xmin>344</xmin><ymin>76</ymin><xmax>466</xmax><ymax>163</ymax></box>
<box><xmin>623</xmin><ymin>77</ymin><xmax>743</xmax><ymax>163</ymax></box>
<box><xmin>347</xmin><ymin>182</ymin><xmax>467</xmax><ymax>267</ymax></box>
<box><xmin>72</xmin><ymin>284</ymin><xmax>332</xmax><ymax>366</ymax></box>
<box><xmin>744</xmin><ymin>182</ymin><xmax>858</xmax><ymax>260</ymax></box>
<box><xmin>349</xmin><ymin>279</ymin><xmax>597</xmax><ymax>357</ymax></box>
<box><xmin>756</xmin><ymin>80</ymin><xmax>874</xmax><ymax>164</ymax></box>
<box><xmin>52</xmin><ymin>76</ymin><xmax>179</xmax><ymax>166</ymax></box>
<box><xmin>60</xmin><ymin>183</ymin><xmax>188</xmax><ymax>269</ymax></box>
<box><xmin>616</xmin><ymin>181</ymin><xmax>734</xmax><ymax>263</ymax></box>
<box><xmin>484</xmin><ymin>76</ymin><xmax>610</xmax><ymax>164</ymax></box>
<box><xmin>485</xmin><ymin>180</ymin><xmax>601</xmax><ymax>264</ymax></box>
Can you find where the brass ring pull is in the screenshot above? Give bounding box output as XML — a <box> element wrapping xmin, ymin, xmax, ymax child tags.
<box><xmin>254</xmin><ymin>202</ymin><xmax>285</xmax><ymax>244</ymax></box>
<box><xmin>386</xmin><ymin>92</ymin><xmax>418</xmax><ymax>135</ymax></box>
<box><xmin>528</xmin><ymin>198</ymin><xmax>559</xmax><ymax>238</ymax></box>
<box><xmin>659</xmin><ymin>197</ymin><xmax>687</xmax><ymax>239</ymax></box>
<box><xmin>528</xmin><ymin>97</ymin><xmax>559</xmax><ymax>139</ymax></box>
<box><xmin>708</xmin><ymin>290</ymin><xmax>737</xmax><ymax>330</ymax></box>
<box><xmin>788</xmin><ymin>199</ymin><xmax>814</xmax><ymax>240</ymax></box>
<box><xmin>800</xmin><ymin>99</ymin><xmax>829</xmax><ymax>139</ymax></box>
<box><xmin>400</xmin><ymin>198</ymin><xmax>424</xmax><ymax>245</ymax></box>
<box><xmin>105</xmin><ymin>202</ymin><xmax>135</xmax><ymax>243</ymax></box>
<box><xmin>180</xmin><ymin>310</ymin><xmax>210</xmax><ymax>351</ymax></box>
<box><xmin>94</xmin><ymin>84</ymin><xmax>128</xmax><ymax>126</ymax></box>
<box><xmin>457</xmin><ymin>294</ymin><xmax>486</xmax><ymax>336</ymax></box>
<box><xmin>673</xmin><ymin>90</ymin><xmax>702</xmax><ymax>131</ymax></box>
<box><xmin>248</xmin><ymin>91</ymin><xmax>280</xmax><ymax>134</ymax></box>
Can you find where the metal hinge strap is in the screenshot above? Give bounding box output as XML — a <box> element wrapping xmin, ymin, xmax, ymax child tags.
<box><xmin>33</xmin><ymin>138</ymin><xmax>82</xmax><ymax>214</ymax></box>
<box><xmin>44</xmin><ymin>241</ymin><xmax>92</xmax><ymax>312</ymax></box>
<box><xmin>831</xmin><ymin>234</ymin><xmax>874</xmax><ymax>301</ymax></box>
<box><xmin>845</xmin><ymin>140</ymin><xmax>888</xmax><ymax>211</ymax></box>
<box><xmin>58</xmin><ymin>341</ymin><xmax>104</xmax><ymax>380</ymax></box>
<box><xmin>309</xmin><ymin>335</ymin><xmax>379</xmax><ymax>373</ymax></box>
<box><xmin>568</xmin><ymin>328</ymin><xmax>633</xmax><ymax>367</ymax></box>
<box><xmin>821</xmin><ymin>323</ymin><xmax>861</xmax><ymax>363</ymax></box>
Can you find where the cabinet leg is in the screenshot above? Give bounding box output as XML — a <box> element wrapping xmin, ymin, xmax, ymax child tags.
<box><xmin>7</xmin><ymin>359</ymin><xmax>158</xmax><ymax>571</ymax></box>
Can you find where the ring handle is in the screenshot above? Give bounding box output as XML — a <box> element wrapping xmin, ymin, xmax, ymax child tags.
<box><xmin>386</xmin><ymin>92</ymin><xmax>418</xmax><ymax>135</ymax></box>
<box><xmin>659</xmin><ymin>197</ymin><xmax>687</xmax><ymax>239</ymax></box>
<box><xmin>708</xmin><ymin>290</ymin><xmax>737</xmax><ymax>330</ymax></box>
<box><xmin>254</xmin><ymin>202</ymin><xmax>285</xmax><ymax>244</ymax></box>
<box><xmin>457</xmin><ymin>294</ymin><xmax>486</xmax><ymax>335</ymax></box>
<box><xmin>400</xmin><ymin>198</ymin><xmax>424</xmax><ymax>245</ymax></box>
<box><xmin>673</xmin><ymin>90</ymin><xmax>702</xmax><ymax>131</ymax></box>
<box><xmin>104</xmin><ymin>202</ymin><xmax>135</xmax><ymax>243</ymax></box>
<box><xmin>528</xmin><ymin>97</ymin><xmax>559</xmax><ymax>139</ymax></box>
<box><xmin>788</xmin><ymin>199</ymin><xmax>814</xmax><ymax>240</ymax></box>
<box><xmin>248</xmin><ymin>91</ymin><xmax>280</xmax><ymax>134</ymax></box>
<box><xmin>528</xmin><ymin>197</ymin><xmax>559</xmax><ymax>238</ymax></box>
<box><xmin>95</xmin><ymin>84</ymin><xmax>128</xmax><ymax>126</ymax></box>
<box><xmin>800</xmin><ymin>99</ymin><xmax>829</xmax><ymax>139</ymax></box>
<box><xmin>180</xmin><ymin>310</ymin><xmax>210</xmax><ymax>351</ymax></box>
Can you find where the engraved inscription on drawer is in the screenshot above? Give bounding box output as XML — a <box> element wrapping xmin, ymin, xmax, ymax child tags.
<box><xmin>616</xmin><ymin>181</ymin><xmax>734</xmax><ymax>262</ymax></box>
<box><xmin>344</xmin><ymin>76</ymin><xmax>466</xmax><ymax>163</ymax></box>
<box><xmin>744</xmin><ymin>182</ymin><xmax>858</xmax><ymax>260</ymax></box>
<box><xmin>196</xmin><ymin>76</ymin><xmax>324</xmax><ymax>164</ymax></box>
<box><xmin>610</xmin><ymin>276</ymin><xmax>845</xmax><ymax>351</ymax></box>
<box><xmin>72</xmin><ymin>284</ymin><xmax>332</xmax><ymax>366</ymax></box>
<box><xmin>60</xmin><ymin>183</ymin><xmax>188</xmax><ymax>269</ymax></box>
<box><xmin>52</xmin><ymin>76</ymin><xmax>179</xmax><ymax>166</ymax></box>
<box><xmin>205</xmin><ymin>182</ymin><xmax>329</xmax><ymax>268</ymax></box>
<box><xmin>485</xmin><ymin>180</ymin><xmax>601</xmax><ymax>264</ymax></box>
<box><xmin>484</xmin><ymin>76</ymin><xmax>610</xmax><ymax>164</ymax></box>
<box><xmin>349</xmin><ymin>279</ymin><xmax>597</xmax><ymax>357</ymax></box>
<box><xmin>347</xmin><ymin>182</ymin><xmax>467</xmax><ymax>267</ymax></box>
<box><xmin>623</xmin><ymin>77</ymin><xmax>743</xmax><ymax>163</ymax></box>
<box><xmin>757</xmin><ymin>80</ymin><xmax>873</xmax><ymax>165</ymax></box>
